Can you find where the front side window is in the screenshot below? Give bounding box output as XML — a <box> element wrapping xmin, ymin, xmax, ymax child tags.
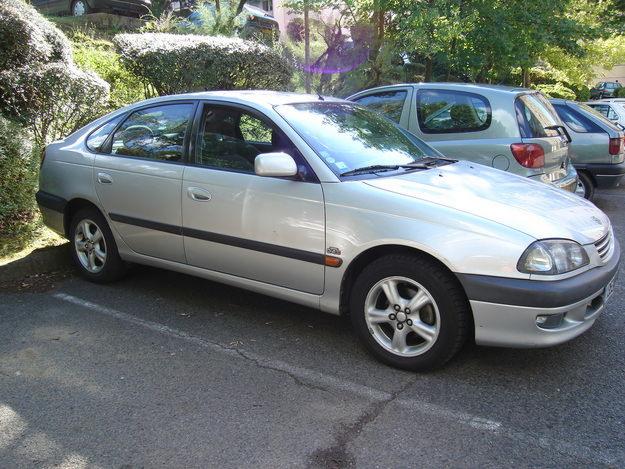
<box><xmin>515</xmin><ymin>93</ymin><xmax>560</xmax><ymax>138</ymax></box>
<box><xmin>111</xmin><ymin>103</ymin><xmax>194</xmax><ymax>161</ymax></box>
<box><xmin>416</xmin><ymin>89</ymin><xmax>491</xmax><ymax>133</ymax></box>
<box><xmin>196</xmin><ymin>105</ymin><xmax>296</xmax><ymax>173</ymax></box>
<box><xmin>352</xmin><ymin>90</ymin><xmax>408</xmax><ymax>123</ymax></box>
<box><xmin>276</xmin><ymin>102</ymin><xmax>440</xmax><ymax>176</ymax></box>
<box><xmin>86</xmin><ymin>115</ymin><xmax>124</xmax><ymax>153</ymax></box>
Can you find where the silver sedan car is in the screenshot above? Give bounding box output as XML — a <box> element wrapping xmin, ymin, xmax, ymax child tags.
<box><xmin>37</xmin><ymin>91</ymin><xmax>620</xmax><ymax>370</ymax></box>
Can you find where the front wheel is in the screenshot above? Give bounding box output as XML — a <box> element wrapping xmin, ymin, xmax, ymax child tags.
<box><xmin>350</xmin><ymin>254</ymin><xmax>469</xmax><ymax>371</ymax></box>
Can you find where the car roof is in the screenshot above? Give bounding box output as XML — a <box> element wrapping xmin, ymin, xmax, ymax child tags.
<box><xmin>129</xmin><ymin>90</ymin><xmax>346</xmax><ymax>109</ymax></box>
<box><xmin>348</xmin><ymin>82</ymin><xmax>530</xmax><ymax>97</ymax></box>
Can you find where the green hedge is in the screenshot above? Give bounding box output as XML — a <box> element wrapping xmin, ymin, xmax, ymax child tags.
<box><xmin>114</xmin><ymin>33</ymin><xmax>293</xmax><ymax>95</ymax></box>
<box><xmin>0</xmin><ymin>0</ymin><xmax>72</xmax><ymax>72</ymax></box>
<box><xmin>0</xmin><ymin>117</ymin><xmax>38</xmax><ymax>236</ymax></box>
<box><xmin>533</xmin><ymin>83</ymin><xmax>577</xmax><ymax>101</ymax></box>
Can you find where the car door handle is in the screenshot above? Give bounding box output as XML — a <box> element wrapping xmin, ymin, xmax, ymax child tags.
<box><xmin>187</xmin><ymin>187</ymin><xmax>211</xmax><ymax>201</ymax></box>
<box><xmin>97</xmin><ymin>172</ymin><xmax>113</xmax><ymax>184</ymax></box>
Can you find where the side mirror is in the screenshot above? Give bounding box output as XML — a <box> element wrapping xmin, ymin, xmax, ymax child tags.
<box><xmin>254</xmin><ymin>152</ymin><xmax>298</xmax><ymax>177</ymax></box>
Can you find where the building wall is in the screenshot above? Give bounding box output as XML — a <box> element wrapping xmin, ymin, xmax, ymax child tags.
<box><xmin>593</xmin><ymin>64</ymin><xmax>625</xmax><ymax>85</ymax></box>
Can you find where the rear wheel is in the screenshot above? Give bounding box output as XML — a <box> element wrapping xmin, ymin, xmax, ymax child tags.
<box><xmin>71</xmin><ymin>0</ymin><xmax>90</xmax><ymax>16</ymax></box>
<box><xmin>349</xmin><ymin>254</ymin><xmax>469</xmax><ymax>371</ymax></box>
<box><xmin>575</xmin><ymin>171</ymin><xmax>595</xmax><ymax>200</ymax></box>
<box><xmin>69</xmin><ymin>208</ymin><xmax>126</xmax><ymax>283</ymax></box>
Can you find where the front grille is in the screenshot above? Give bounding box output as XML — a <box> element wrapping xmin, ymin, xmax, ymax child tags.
<box><xmin>594</xmin><ymin>230</ymin><xmax>613</xmax><ymax>261</ymax></box>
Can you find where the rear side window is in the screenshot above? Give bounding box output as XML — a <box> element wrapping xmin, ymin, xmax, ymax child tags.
<box><xmin>111</xmin><ymin>103</ymin><xmax>194</xmax><ymax>162</ymax></box>
<box><xmin>352</xmin><ymin>90</ymin><xmax>408</xmax><ymax>123</ymax></box>
<box><xmin>416</xmin><ymin>89</ymin><xmax>491</xmax><ymax>133</ymax></box>
<box><xmin>515</xmin><ymin>93</ymin><xmax>560</xmax><ymax>138</ymax></box>
<box><xmin>553</xmin><ymin>104</ymin><xmax>601</xmax><ymax>133</ymax></box>
<box><xmin>86</xmin><ymin>115</ymin><xmax>123</xmax><ymax>152</ymax></box>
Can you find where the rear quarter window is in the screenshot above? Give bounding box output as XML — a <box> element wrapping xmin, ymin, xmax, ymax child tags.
<box><xmin>515</xmin><ymin>93</ymin><xmax>560</xmax><ymax>138</ymax></box>
<box><xmin>86</xmin><ymin>115</ymin><xmax>124</xmax><ymax>152</ymax></box>
<box><xmin>416</xmin><ymin>89</ymin><xmax>491</xmax><ymax>133</ymax></box>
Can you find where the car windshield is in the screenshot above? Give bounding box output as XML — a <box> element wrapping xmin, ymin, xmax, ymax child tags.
<box><xmin>275</xmin><ymin>102</ymin><xmax>442</xmax><ymax>176</ymax></box>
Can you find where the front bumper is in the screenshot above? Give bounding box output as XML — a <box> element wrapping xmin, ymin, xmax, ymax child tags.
<box><xmin>458</xmin><ymin>241</ymin><xmax>620</xmax><ymax>347</ymax></box>
<box><xmin>575</xmin><ymin>161</ymin><xmax>625</xmax><ymax>189</ymax></box>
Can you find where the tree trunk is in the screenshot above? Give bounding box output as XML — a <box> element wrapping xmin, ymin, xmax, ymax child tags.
<box><xmin>215</xmin><ymin>0</ymin><xmax>220</xmax><ymax>11</ymax></box>
<box><xmin>424</xmin><ymin>57</ymin><xmax>433</xmax><ymax>82</ymax></box>
<box><xmin>304</xmin><ymin>4</ymin><xmax>311</xmax><ymax>93</ymax></box>
<box><xmin>522</xmin><ymin>67</ymin><xmax>529</xmax><ymax>87</ymax></box>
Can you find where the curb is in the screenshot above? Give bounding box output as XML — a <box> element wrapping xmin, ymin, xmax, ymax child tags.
<box><xmin>0</xmin><ymin>243</ymin><xmax>72</xmax><ymax>283</ymax></box>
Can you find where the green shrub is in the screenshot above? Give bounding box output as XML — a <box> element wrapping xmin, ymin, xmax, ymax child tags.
<box><xmin>533</xmin><ymin>83</ymin><xmax>577</xmax><ymax>101</ymax></box>
<box><xmin>0</xmin><ymin>63</ymin><xmax>110</xmax><ymax>145</ymax></box>
<box><xmin>0</xmin><ymin>117</ymin><xmax>38</xmax><ymax>237</ymax></box>
<box><xmin>615</xmin><ymin>87</ymin><xmax>625</xmax><ymax>98</ymax></box>
<box><xmin>114</xmin><ymin>32</ymin><xmax>293</xmax><ymax>95</ymax></box>
<box><xmin>572</xmin><ymin>85</ymin><xmax>591</xmax><ymax>101</ymax></box>
<box><xmin>72</xmin><ymin>33</ymin><xmax>146</xmax><ymax>108</ymax></box>
<box><xmin>0</xmin><ymin>0</ymin><xmax>72</xmax><ymax>72</ymax></box>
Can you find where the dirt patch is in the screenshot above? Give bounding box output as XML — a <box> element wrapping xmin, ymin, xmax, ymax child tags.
<box><xmin>0</xmin><ymin>270</ymin><xmax>73</xmax><ymax>293</ymax></box>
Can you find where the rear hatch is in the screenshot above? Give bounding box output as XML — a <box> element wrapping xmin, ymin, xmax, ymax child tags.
<box><xmin>514</xmin><ymin>92</ymin><xmax>570</xmax><ymax>182</ymax></box>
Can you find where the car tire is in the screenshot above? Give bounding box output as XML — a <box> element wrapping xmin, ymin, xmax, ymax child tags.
<box><xmin>71</xmin><ymin>0</ymin><xmax>90</xmax><ymax>16</ymax></box>
<box><xmin>575</xmin><ymin>171</ymin><xmax>595</xmax><ymax>200</ymax></box>
<box><xmin>69</xmin><ymin>207</ymin><xmax>126</xmax><ymax>283</ymax></box>
<box><xmin>349</xmin><ymin>254</ymin><xmax>469</xmax><ymax>371</ymax></box>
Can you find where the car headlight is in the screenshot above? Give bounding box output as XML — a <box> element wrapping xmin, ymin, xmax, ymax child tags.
<box><xmin>518</xmin><ymin>239</ymin><xmax>589</xmax><ymax>275</ymax></box>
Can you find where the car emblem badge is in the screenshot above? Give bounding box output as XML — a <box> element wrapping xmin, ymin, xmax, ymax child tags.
<box><xmin>591</xmin><ymin>216</ymin><xmax>602</xmax><ymax>225</ymax></box>
<box><xmin>327</xmin><ymin>246</ymin><xmax>341</xmax><ymax>255</ymax></box>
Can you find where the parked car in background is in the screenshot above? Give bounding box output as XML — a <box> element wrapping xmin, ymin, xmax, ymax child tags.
<box><xmin>551</xmin><ymin>99</ymin><xmax>625</xmax><ymax>199</ymax></box>
<box><xmin>590</xmin><ymin>81</ymin><xmax>622</xmax><ymax>100</ymax></box>
<box><xmin>32</xmin><ymin>0</ymin><xmax>151</xmax><ymax>17</ymax></box>
<box><xmin>585</xmin><ymin>99</ymin><xmax>625</xmax><ymax>128</ymax></box>
<box><xmin>348</xmin><ymin>83</ymin><xmax>578</xmax><ymax>193</ymax></box>
<box><xmin>36</xmin><ymin>91</ymin><xmax>619</xmax><ymax>371</ymax></box>
<box><xmin>173</xmin><ymin>1</ymin><xmax>279</xmax><ymax>40</ymax></box>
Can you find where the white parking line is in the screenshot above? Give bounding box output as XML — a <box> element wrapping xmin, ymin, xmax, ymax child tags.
<box><xmin>53</xmin><ymin>292</ymin><xmax>619</xmax><ymax>465</ymax></box>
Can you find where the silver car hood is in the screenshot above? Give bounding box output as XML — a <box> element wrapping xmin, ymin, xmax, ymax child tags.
<box><xmin>363</xmin><ymin>161</ymin><xmax>609</xmax><ymax>244</ymax></box>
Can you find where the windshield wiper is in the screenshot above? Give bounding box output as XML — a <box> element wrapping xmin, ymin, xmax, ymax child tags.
<box><xmin>340</xmin><ymin>165</ymin><xmax>401</xmax><ymax>177</ymax></box>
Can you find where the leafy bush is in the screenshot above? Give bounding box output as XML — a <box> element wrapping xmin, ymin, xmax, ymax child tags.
<box><xmin>0</xmin><ymin>0</ymin><xmax>72</xmax><ymax>72</ymax></box>
<box><xmin>572</xmin><ymin>85</ymin><xmax>591</xmax><ymax>101</ymax></box>
<box><xmin>114</xmin><ymin>33</ymin><xmax>293</xmax><ymax>95</ymax></box>
<box><xmin>615</xmin><ymin>87</ymin><xmax>625</xmax><ymax>98</ymax></box>
<box><xmin>533</xmin><ymin>83</ymin><xmax>577</xmax><ymax>101</ymax></box>
<box><xmin>287</xmin><ymin>18</ymin><xmax>304</xmax><ymax>42</ymax></box>
<box><xmin>0</xmin><ymin>63</ymin><xmax>110</xmax><ymax>145</ymax></box>
<box><xmin>71</xmin><ymin>33</ymin><xmax>146</xmax><ymax>108</ymax></box>
<box><xmin>0</xmin><ymin>117</ymin><xmax>38</xmax><ymax>237</ymax></box>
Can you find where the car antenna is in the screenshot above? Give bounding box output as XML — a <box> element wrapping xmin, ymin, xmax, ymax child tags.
<box><xmin>318</xmin><ymin>93</ymin><xmax>325</xmax><ymax>101</ymax></box>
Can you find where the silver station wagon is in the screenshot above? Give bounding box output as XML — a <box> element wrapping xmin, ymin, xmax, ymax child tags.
<box><xmin>37</xmin><ymin>91</ymin><xmax>619</xmax><ymax>370</ymax></box>
<box><xmin>551</xmin><ymin>99</ymin><xmax>625</xmax><ymax>200</ymax></box>
<box><xmin>348</xmin><ymin>83</ymin><xmax>578</xmax><ymax>192</ymax></box>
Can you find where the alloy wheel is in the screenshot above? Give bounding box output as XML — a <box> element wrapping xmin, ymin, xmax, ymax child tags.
<box><xmin>74</xmin><ymin>219</ymin><xmax>107</xmax><ymax>273</ymax></box>
<box><xmin>575</xmin><ymin>179</ymin><xmax>587</xmax><ymax>197</ymax></box>
<box><xmin>364</xmin><ymin>276</ymin><xmax>440</xmax><ymax>357</ymax></box>
<box><xmin>72</xmin><ymin>1</ymin><xmax>86</xmax><ymax>16</ymax></box>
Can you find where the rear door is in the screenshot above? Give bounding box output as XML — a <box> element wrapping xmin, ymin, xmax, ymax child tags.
<box><xmin>94</xmin><ymin>101</ymin><xmax>196</xmax><ymax>264</ymax></box>
<box><xmin>515</xmin><ymin>93</ymin><xmax>569</xmax><ymax>179</ymax></box>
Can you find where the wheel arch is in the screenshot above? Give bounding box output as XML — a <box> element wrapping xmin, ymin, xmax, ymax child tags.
<box><xmin>63</xmin><ymin>198</ymin><xmax>105</xmax><ymax>237</ymax></box>
<box><xmin>339</xmin><ymin>244</ymin><xmax>474</xmax><ymax>336</ymax></box>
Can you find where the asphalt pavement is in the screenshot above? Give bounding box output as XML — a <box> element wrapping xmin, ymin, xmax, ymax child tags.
<box><xmin>1</xmin><ymin>187</ymin><xmax>624</xmax><ymax>468</ymax></box>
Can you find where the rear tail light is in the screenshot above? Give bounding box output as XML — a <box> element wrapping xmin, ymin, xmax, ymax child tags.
<box><xmin>510</xmin><ymin>143</ymin><xmax>545</xmax><ymax>168</ymax></box>
<box><xmin>609</xmin><ymin>137</ymin><xmax>623</xmax><ymax>155</ymax></box>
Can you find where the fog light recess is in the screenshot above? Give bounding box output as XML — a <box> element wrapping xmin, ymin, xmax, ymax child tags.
<box><xmin>536</xmin><ymin>313</ymin><xmax>565</xmax><ymax>330</ymax></box>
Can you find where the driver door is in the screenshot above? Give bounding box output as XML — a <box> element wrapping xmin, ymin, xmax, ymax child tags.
<box><xmin>181</xmin><ymin>102</ymin><xmax>326</xmax><ymax>294</ymax></box>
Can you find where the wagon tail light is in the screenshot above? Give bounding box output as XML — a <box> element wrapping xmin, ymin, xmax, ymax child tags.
<box><xmin>510</xmin><ymin>143</ymin><xmax>545</xmax><ymax>169</ymax></box>
<box><xmin>609</xmin><ymin>137</ymin><xmax>624</xmax><ymax>155</ymax></box>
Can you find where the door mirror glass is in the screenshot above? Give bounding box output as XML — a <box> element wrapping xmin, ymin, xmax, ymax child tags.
<box><xmin>254</xmin><ymin>152</ymin><xmax>298</xmax><ymax>177</ymax></box>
